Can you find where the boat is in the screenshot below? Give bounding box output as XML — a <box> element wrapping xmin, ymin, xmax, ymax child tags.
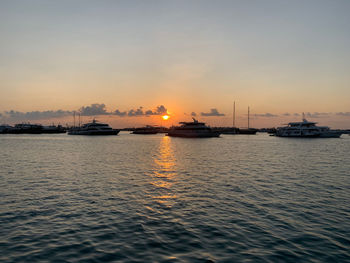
<box><xmin>238</xmin><ymin>128</ymin><xmax>258</xmax><ymax>135</ymax></box>
<box><xmin>68</xmin><ymin>119</ymin><xmax>119</xmax><ymax>135</ymax></box>
<box><xmin>276</xmin><ymin>117</ymin><xmax>343</xmax><ymax>138</ymax></box>
<box><xmin>0</xmin><ymin>124</ymin><xmax>13</xmax><ymax>134</ymax></box>
<box><xmin>132</xmin><ymin>126</ymin><xmax>158</xmax><ymax>134</ymax></box>
<box><xmin>7</xmin><ymin>123</ymin><xmax>43</xmax><ymax>134</ymax></box>
<box><xmin>1</xmin><ymin>123</ymin><xmax>67</xmax><ymax>134</ymax></box>
<box><xmin>42</xmin><ymin>124</ymin><xmax>67</xmax><ymax>134</ymax></box>
<box><xmin>167</xmin><ymin>118</ymin><xmax>220</xmax><ymax>138</ymax></box>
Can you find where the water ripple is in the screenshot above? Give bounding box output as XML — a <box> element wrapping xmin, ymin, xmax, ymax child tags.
<box><xmin>0</xmin><ymin>133</ymin><xmax>349</xmax><ymax>262</ymax></box>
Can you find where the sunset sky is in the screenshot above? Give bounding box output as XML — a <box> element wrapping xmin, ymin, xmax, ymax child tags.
<box><xmin>1</xmin><ymin>0</ymin><xmax>349</xmax><ymax>128</ymax></box>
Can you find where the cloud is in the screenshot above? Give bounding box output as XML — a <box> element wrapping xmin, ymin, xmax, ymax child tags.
<box><xmin>191</xmin><ymin>112</ymin><xmax>197</xmax><ymax>117</ymax></box>
<box><xmin>154</xmin><ymin>105</ymin><xmax>167</xmax><ymax>115</ymax></box>
<box><xmin>201</xmin><ymin>108</ymin><xmax>225</xmax><ymax>117</ymax></box>
<box><xmin>254</xmin><ymin>113</ymin><xmax>278</xmax><ymax>118</ymax></box>
<box><xmin>114</xmin><ymin>105</ymin><xmax>168</xmax><ymax>117</ymax></box>
<box><xmin>282</xmin><ymin>113</ymin><xmax>291</xmax><ymax>116</ymax></box>
<box><xmin>336</xmin><ymin>112</ymin><xmax>350</xmax><ymax>117</ymax></box>
<box><xmin>113</xmin><ymin>109</ymin><xmax>127</xmax><ymax>117</ymax></box>
<box><xmin>305</xmin><ymin>112</ymin><xmax>330</xmax><ymax>118</ymax></box>
<box><xmin>128</xmin><ymin>107</ymin><xmax>144</xmax><ymax>117</ymax></box>
<box><xmin>79</xmin><ymin>103</ymin><xmax>108</xmax><ymax>116</ymax></box>
<box><xmin>294</xmin><ymin>113</ymin><xmax>300</xmax><ymax>116</ymax></box>
<box><xmin>1</xmin><ymin>104</ymin><xmax>169</xmax><ymax>121</ymax></box>
<box><xmin>4</xmin><ymin>110</ymin><xmax>72</xmax><ymax>120</ymax></box>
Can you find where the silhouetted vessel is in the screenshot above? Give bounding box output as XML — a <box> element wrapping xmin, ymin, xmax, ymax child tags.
<box><xmin>7</xmin><ymin>123</ymin><xmax>43</xmax><ymax>134</ymax></box>
<box><xmin>167</xmin><ymin>118</ymin><xmax>220</xmax><ymax>138</ymax></box>
<box><xmin>1</xmin><ymin>123</ymin><xmax>67</xmax><ymax>134</ymax></box>
<box><xmin>68</xmin><ymin>119</ymin><xmax>119</xmax><ymax>135</ymax></box>
<box><xmin>0</xmin><ymin>125</ymin><xmax>13</xmax><ymax>134</ymax></box>
<box><xmin>276</xmin><ymin>117</ymin><xmax>343</xmax><ymax>138</ymax></box>
<box><xmin>132</xmin><ymin>126</ymin><xmax>158</xmax><ymax>134</ymax></box>
<box><xmin>42</xmin><ymin>125</ymin><xmax>67</xmax><ymax>134</ymax></box>
<box><xmin>238</xmin><ymin>128</ymin><xmax>258</xmax><ymax>135</ymax></box>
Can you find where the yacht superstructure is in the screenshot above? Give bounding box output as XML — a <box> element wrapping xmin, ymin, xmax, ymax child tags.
<box><xmin>276</xmin><ymin>118</ymin><xmax>343</xmax><ymax>138</ymax></box>
<box><xmin>68</xmin><ymin>119</ymin><xmax>119</xmax><ymax>135</ymax></box>
<box><xmin>167</xmin><ymin>118</ymin><xmax>220</xmax><ymax>138</ymax></box>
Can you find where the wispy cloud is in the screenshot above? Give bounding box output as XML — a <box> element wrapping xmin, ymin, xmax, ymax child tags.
<box><xmin>201</xmin><ymin>108</ymin><xmax>225</xmax><ymax>117</ymax></box>
<box><xmin>114</xmin><ymin>109</ymin><xmax>127</xmax><ymax>117</ymax></box>
<box><xmin>336</xmin><ymin>112</ymin><xmax>350</xmax><ymax>117</ymax></box>
<box><xmin>1</xmin><ymin>103</ymin><xmax>169</xmax><ymax>121</ymax></box>
<box><xmin>305</xmin><ymin>112</ymin><xmax>330</xmax><ymax>118</ymax></box>
<box><xmin>254</xmin><ymin>113</ymin><xmax>279</xmax><ymax>118</ymax></box>
<box><xmin>4</xmin><ymin>110</ymin><xmax>72</xmax><ymax>120</ymax></box>
<box><xmin>191</xmin><ymin>112</ymin><xmax>197</xmax><ymax>117</ymax></box>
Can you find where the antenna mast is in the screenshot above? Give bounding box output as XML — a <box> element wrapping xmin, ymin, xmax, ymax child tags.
<box><xmin>233</xmin><ymin>101</ymin><xmax>236</xmax><ymax>127</ymax></box>
<box><xmin>248</xmin><ymin>106</ymin><xmax>250</xmax><ymax>129</ymax></box>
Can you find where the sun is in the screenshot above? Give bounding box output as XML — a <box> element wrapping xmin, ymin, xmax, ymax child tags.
<box><xmin>162</xmin><ymin>115</ymin><xmax>170</xmax><ymax>120</ymax></box>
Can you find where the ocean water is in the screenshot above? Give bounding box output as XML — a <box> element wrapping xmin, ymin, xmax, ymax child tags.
<box><xmin>1</xmin><ymin>132</ymin><xmax>349</xmax><ymax>262</ymax></box>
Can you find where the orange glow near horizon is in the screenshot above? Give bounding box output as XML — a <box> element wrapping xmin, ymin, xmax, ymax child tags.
<box><xmin>162</xmin><ymin>115</ymin><xmax>170</xmax><ymax>120</ymax></box>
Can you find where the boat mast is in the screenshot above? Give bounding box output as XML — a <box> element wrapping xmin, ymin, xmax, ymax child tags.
<box><xmin>233</xmin><ymin>101</ymin><xmax>236</xmax><ymax>127</ymax></box>
<box><xmin>73</xmin><ymin>111</ymin><xmax>76</xmax><ymax>128</ymax></box>
<box><xmin>248</xmin><ymin>106</ymin><xmax>250</xmax><ymax>129</ymax></box>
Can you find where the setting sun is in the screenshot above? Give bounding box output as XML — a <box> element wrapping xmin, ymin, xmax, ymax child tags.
<box><xmin>162</xmin><ymin>115</ymin><xmax>170</xmax><ymax>120</ymax></box>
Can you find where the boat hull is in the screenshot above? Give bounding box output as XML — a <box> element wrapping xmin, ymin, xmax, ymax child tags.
<box><xmin>68</xmin><ymin>130</ymin><xmax>120</xmax><ymax>135</ymax></box>
<box><xmin>167</xmin><ymin>131</ymin><xmax>220</xmax><ymax>138</ymax></box>
<box><xmin>132</xmin><ymin>131</ymin><xmax>158</xmax><ymax>134</ymax></box>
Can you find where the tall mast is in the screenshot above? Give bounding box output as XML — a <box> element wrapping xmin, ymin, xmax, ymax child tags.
<box><xmin>248</xmin><ymin>106</ymin><xmax>250</xmax><ymax>129</ymax></box>
<box><xmin>73</xmin><ymin>111</ymin><xmax>76</xmax><ymax>128</ymax></box>
<box><xmin>233</xmin><ymin>101</ymin><xmax>236</xmax><ymax>127</ymax></box>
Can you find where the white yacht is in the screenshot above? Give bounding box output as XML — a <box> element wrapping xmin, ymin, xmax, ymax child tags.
<box><xmin>276</xmin><ymin>118</ymin><xmax>343</xmax><ymax>138</ymax></box>
<box><xmin>167</xmin><ymin>118</ymin><xmax>220</xmax><ymax>138</ymax></box>
<box><xmin>68</xmin><ymin>119</ymin><xmax>119</xmax><ymax>135</ymax></box>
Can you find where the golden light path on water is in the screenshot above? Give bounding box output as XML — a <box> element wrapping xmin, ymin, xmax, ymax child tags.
<box><xmin>149</xmin><ymin>136</ymin><xmax>177</xmax><ymax>208</ymax></box>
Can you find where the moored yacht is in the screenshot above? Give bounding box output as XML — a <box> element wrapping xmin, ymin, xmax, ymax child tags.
<box><xmin>132</xmin><ymin>125</ymin><xmax>158</xmax><ymax>134</ymax></box>
<box><xmin>0</xmin><ymin>124</ymin><xmax>13</xmax><ymax>134</ymax></box>
<box><xmin>68</xmin><ymin>119</ymin><xmax>119</xmax><ymax>135</ymax></box>
<box><xmin>276</xmin><ymin>117</ymin><xmax>343</xmax><ymax>138</ymax></box>
<box><xmin>167</xmin><ymin>118</ymin><xmax>220</xmax><ymax>138</ymax></box>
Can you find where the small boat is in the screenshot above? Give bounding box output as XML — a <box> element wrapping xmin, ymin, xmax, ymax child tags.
<box><xmin>167</xmin><ymin>118</ymin><xmax>220</xmax><ymax>138</ymax></box>
<box><xmin>42</xmin><ymin>125</ymin><xmax>67</xmax><ymax>134</ymax></box>
<box><xmin>132</xmin><ymin>126</ymin><xmax>158</xmax><ymax>134</ymax></box>
<box><xmin>7</xmin><ymin>123</ymin><xmax>43</xmax><ymax>134</ymax></box>
<box><xmin>0</xmin><ymin>124</ymin><xmax>13</xmax><ymax>134</ymax></box>
<box><xmin>276</xmin><ymin>117</ymin><xmax>343</xmax><ymax>138</ymax></box>
<box><xmin>68</xmin><ymin>119</ymin><xmax>119</xmax><ymax>135</ymax></box>
<box><xmin>238</xmin><ymin>128</ymin><xmax>258</xmax><ymax>135</ymax></box>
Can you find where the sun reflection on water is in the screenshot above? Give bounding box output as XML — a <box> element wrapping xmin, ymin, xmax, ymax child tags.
<box><xmin>149</xmin><ymin>136</ymin><xmax>177</xmax><ymax>207</ymax></box>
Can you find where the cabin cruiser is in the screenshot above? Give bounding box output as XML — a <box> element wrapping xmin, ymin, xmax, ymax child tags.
<box><xmin>68</xmin><ymin>119</ymin><xmax>119</xmax><ymax>135</ymax></box>
<box><xmin>8</xmin><ymin>123</ymin><xmax>43</xmax><ymax>134</ymax></box>
<box><xmin>132</xmin><ymin>125</ymin><xmax>158</xmax><ymax>134</ymax></box>
<box><xmin>276</xmin><ymin>118</ymin><xmax>343</xmax><ymax>138</ymax></box>
<box><xmin>167</xmin><ymin>118</ymin><xmax>220</xmax><ymax>138</ymax></box>
<box><xmin>42</xmin><ymin>125</ymin><xmax>67</xmax><ymax>134</ymax></box>
<box><xmin>0</xmin><ymin>125</ymin><xmax>13</xmax><ymax>134</ymax></box>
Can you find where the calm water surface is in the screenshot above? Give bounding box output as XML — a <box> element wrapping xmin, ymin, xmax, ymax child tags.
<box><xmin>1</xmin><ymin>133</ymin><xmax>350</xmax><ymax>262</ymax></box>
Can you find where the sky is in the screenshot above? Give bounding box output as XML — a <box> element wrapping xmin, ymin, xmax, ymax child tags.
<box><xmin>0</xmin><ymin>0</ymin><xmax>349</xmax><ymax>128</ymax></box>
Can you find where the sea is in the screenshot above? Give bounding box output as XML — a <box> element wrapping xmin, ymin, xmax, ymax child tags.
<box><xmin>1</xmin><ymin>132</ymin><xmax>349</xmax><ymax>262</ymax></box>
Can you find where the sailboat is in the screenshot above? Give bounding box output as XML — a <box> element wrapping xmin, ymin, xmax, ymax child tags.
<box><xmin>221</xmin><ymin>101</ymin><xmax>239</xmax><ymax>134</ymax></box>
<box><xmin>238</xmin><ymin>106</ymin><xmax>257</xmax><ymax>135</ymax></box>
